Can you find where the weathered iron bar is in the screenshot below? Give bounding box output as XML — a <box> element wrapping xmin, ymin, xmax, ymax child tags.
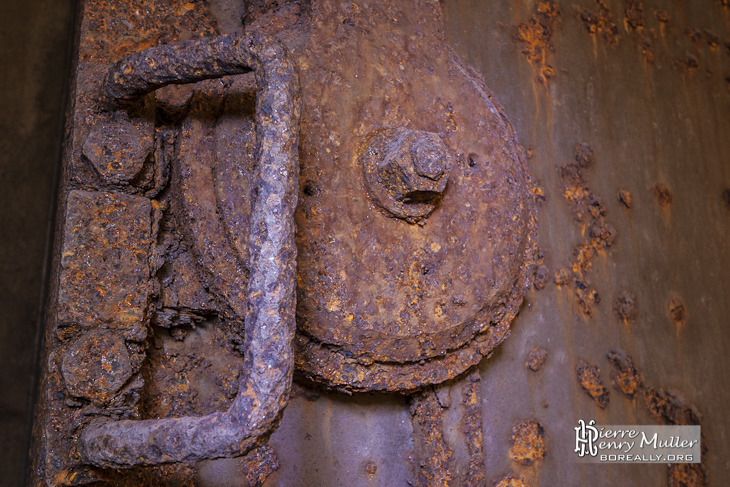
<box><xmin>80</xmin><ymin>30</ymin><xmax>301</xmax><ymax>468</ymax></box>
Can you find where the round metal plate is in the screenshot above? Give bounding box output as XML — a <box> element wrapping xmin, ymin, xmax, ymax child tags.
<box><xmin>184</xmin><ymin>3</ymin><xmax>537</xmax><ymax>393</ymax></box>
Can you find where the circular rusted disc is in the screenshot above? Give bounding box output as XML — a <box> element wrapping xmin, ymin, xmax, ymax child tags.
<box><xmin>285</xmin><ymin>5</ymin><xmax>537</xmax><ymax>393</ymax></box>
<box><xmin>201</xmin><ymin>5</ymin><xmax>537</xmax><ymax>393</ymax></box>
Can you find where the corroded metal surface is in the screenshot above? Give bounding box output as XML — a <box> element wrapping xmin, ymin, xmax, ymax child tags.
<box><xmin>162</xmin><ymin>0</ymin><xmax>537</xmax><ymax>393</ymax></box>
<box><xmin>80</xmin><ymin>31</ymin><xmax>301</xmax><ymax>468</ymax></box>
<box><xmin>279</xmin><ymin>0</ymin><xmax>537</xmax><ymax>393</ymax></box>
<box><xmin>30</xmin><ymin>0</ymin><xmax>730</xmax><ymax>485</ymax></box>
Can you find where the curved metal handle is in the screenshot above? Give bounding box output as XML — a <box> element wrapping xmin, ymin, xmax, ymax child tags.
<box><xmin>80</xmin><ymin>31</ymin><xmax>301</xmax><ymax>468</ymax></box>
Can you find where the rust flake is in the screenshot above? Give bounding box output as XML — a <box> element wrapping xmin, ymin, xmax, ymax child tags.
<box><xmin>576</xmin><ymin>0</ymin><xmax>619</xmax><ymax>46</ymax></box>
<box><xmin>653</xmin><ymin>183</ymin><xmax>673</xmax><ymax>208</ymax></box>
<box><xmin>510</xmin><ymin>420</ymin><xmax>546</xmax><ymax>466</ymax></box>
<box><xmin>514</xmin><ymin>2</ymin><xmax>560</xmax><ymax>84</ymax></box>
<box><xmin>494</xmin><ymin>474</ymin><xmax>531</xmax><ymax>487</ymax></box>
<box><xmin>607</xmin><ymin>349</ymin><xmax>641</xmax><ymax>398</ymax></box>
<box><xmin>669</xmin><ymin>296</ymin><xmax>687</xmax><ymax>325</ymax></box>
<box><xmin>526</xmin><ymin>347</ymin><xmax>547</xmax><ymax>372</ymax></box>
<box><xmin>613</xmin><ymin>291</ymin><xmax>637</xmax><ymax>323</ymax></box>
<box><xmin>607</xmin><ymin>350</ymin><xmax>708</xmax><ymax>485</ymax></box>
<box><xmin>618</xmin><ymin>189</ymin><xmax>632</xmax><ymax>209</ymax></box>
<box><xmin>623</xmin><ymin>0</ymin><xmax>644</xmax><ymax>33</ymax></box>
<box><xmin>555</xmin><ymin>144</ymin><xmax>616</xmax><ymax>317</ymax></box>
<box><xmin>576</xmin><ymin>360</ymin><xmax>609</xmax><ymax>408</ymax></box>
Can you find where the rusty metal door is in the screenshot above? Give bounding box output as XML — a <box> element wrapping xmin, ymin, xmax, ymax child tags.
<box><xmin>30</xmin><ymin>0</ymin><xmax>730</xmax><ymax>486</ymax></box>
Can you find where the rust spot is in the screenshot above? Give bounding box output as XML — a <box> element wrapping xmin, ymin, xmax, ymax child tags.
<box><xmin>644</xmin><ymin>388</ymin><xmax>701</xmax><ymax>426</ymax></box>
<box><xmin>526</xmin><ymin>347</ymin><xmax>547</xmax><ymax>372</ymax></box>
<box><xmin>576</xmin><ymin>0</ymin><xmax>619</xmax><ymax>46</ymax></box>
<box><xmin>553</xmin><ymin>268</ymin><xmax>570</xmax><ymax>286</ymax></box>
<box><xmin>668</xmin><ymin>463</ymin><xmax>707</xmax><ymax>487</ymax></box>
<box><xmin>533</xmin><ymin>263</ymin><xmax>550</xmax><ymax>290</ymax></box>
<box><xmin>674</xmin><ymin>55</ymin><xmax>700</xmax><ymax>73</ymax></box>
<box><xmin>494</xmin><ymin>474</ymin><xmax>531</xmax><ymax>487</ymax></box>
<box><xmin>531</xmin><ymin>185</ymin><xmax>546</xmax><ymax>207</ymax></box>
<box><xmin>575</xmin><ymin>281</ymin><xmax>600</xmax><ymax>317</ymax></box>
<box><xmin>514</xmin><ymin>2</ymin><xmax>560</xmax><ymax>84</ymax></box>
<box><xmin>531</xmin><ymin>249</ymin><xmax>549</xmax><ymax>290</ymax></box>
<box><xmin>618</xmin><ymin>189</ymin><xmax>632</xmax><ymax>209</ymax></box>
<box><xmin>557</xmin><ymin>148</ymin><xmax>616</xmax><ymax>316</ymax></box>
<box><xmin>510</xmin><ymin>420</ymin><xmax>546</xmax><ymax>466</ymax></box>
<box><xmin>686</xmin><ymin>28</ymin><xmax>704</xmax><ymax>44</ymax></box>
<box><xmin>574</xmin><ymin>142</ymin><xmax>594</xmax><ymax>168</ymax></box>
<box><xmin>653</xmin><ymin>9</ymin><xmax>670</xmax><ymax>23</ymax></box>
<box><xmin>704</xmin><ymin>30</ymin><xmax>720</xmax><ymax>49</ymax></box>
<box><xmin>608</xmin><ymin>351</ymin><xmax>707</xmax><ymax>484</ymax></box>
<box><xmin>364</xmin><ymin>461</ymin><xmax>377</xmax><ymax>476</ymax></box>
<box><xmin>653</xmin><ymin>183</ymin><xmax>673</xmax><ymax>207</ymax></box>
<box><xmin>607</xmin><ymin>349</ymin><xmax>641</xmax><ymax>398</ymax></box>
<box><xmin>669</xmin><ymin>296</ymin><xmax>687</xmax><ymax>325</ymax></box>
<box><xmin>613</xmin><ymin>291</ymin><xmax>637</xmax><ymax>322</ymax></box>
<box><xmin>576</xmin><ymin>360</ymin><xmax>609</xmax><ymax>408</ymax></box>
<box><xmin>623</xmin><ymin>0</ymin><xmax>644</xmax><ymax>33</ymax></box>
<box><xmin>621</xmin><ymin>1</ymin><xmax>656</xmax><ymax>63</ymax></box>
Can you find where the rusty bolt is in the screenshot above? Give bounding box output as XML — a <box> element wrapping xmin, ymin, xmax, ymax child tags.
<box><xmin>61</xmin><ymin>330</ymin><xmax>133</xmax><ymax>404</ymax></box>
<box><xmin>82</xmin><ymin>114</ymin><xmax>154</xmax><ymax>185</ymax></box>
<box><xmin>361</xmin><ymin>127</ymin><xmax>453</xmax><ymax>222</ymax></box>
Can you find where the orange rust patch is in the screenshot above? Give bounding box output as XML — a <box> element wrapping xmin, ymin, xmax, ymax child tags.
<box><xmin>608</xmin><ymin>350</ymin><xmax>707</xmax><ymax>483</ymax></box>
<box><xmin>576</xmin><ymin>360</ymin><xmax>609</xmax><ymax>408</ymax></box>
<box><xmin>653</xmin><ymin>183</ymin><xmax>673</xmax><ymax>208</ymax></box>
<box><xmin>654</xmin><ymin>9</ymin><xmax>670</xmax><ymax>23</ymax></box>
<box><xmin>494</xmin><ymin>474</ymin><xmax>531</xmax><ymax>487</ymax></box>
<box><xmin>576</xmin><ymin>0</ymin><xmax>619</xmax><ymax>45</ymax></box>
<box><xmin>510</xmin><ymin>420</ymin><xmax>546</xmax><ymax>465</ymax></box>
<box><xmin>674</xmin><ymin>55</ymin><xmax>700</xmax><ymax>73</ymax></box>
<box><xmin>668</xmin><ymin>464</ymin><xmax>707</xmax><ymax>487</ymax></box>
<box><xmin>613</xmin><ymin>291</ymin><xmax>637</xmax><ymax>323</ymax></box>
<box><xmin>556</xmin><ymin>144</ymin><xmax>616</xmax><ymax>317</ymax></box>
<box><xmin>669</xmin><ymin>296</ymin><xmax>687</xmax><ymax>325</ymax></box>
<box><xmin>623</xmin><ymin>0</ymin><xmax>644</xmax><ymax>32</ymax></box>
<box><xmin>513</xmin><ymin>2</ymin><xmax>560</xmax><ymax>84</ymax></box>
<box><xmin>618</xmin><ymin>189</ymin><xmax>632</xmax><ymax>209</ymax></box>
<box><xmin>607</xmin><ymin>350</ymin><xmax>641</xmax><ymax>398</ymax></box>
<box><xmin>526</xmin><ymin>347</ymin><xmax>547</xmax><ymax>372</ymax></box>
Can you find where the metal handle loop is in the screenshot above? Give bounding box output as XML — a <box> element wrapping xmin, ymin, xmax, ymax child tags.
<box><xmin>80</xmin><ymin>30</ymin><xmax>301</xmax><ymax>468</ymax></box>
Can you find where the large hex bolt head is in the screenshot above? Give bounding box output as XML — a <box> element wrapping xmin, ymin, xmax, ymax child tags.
<box><xmin>82</xmin><ymin>114</ymin><xmax>154</xmax><ymax>185</ymax></box>
<box><xmin>61</xmin><ymin>330</ymin><xmax>133</xmax><ymax>404</ymax></box>
<box><xmin>360</xmin><ymin>127</ymin><xmax>453</xmax><ymax>222</ymax></box>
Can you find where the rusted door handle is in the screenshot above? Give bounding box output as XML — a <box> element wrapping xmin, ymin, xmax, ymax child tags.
<box><xmin>80</xmin><ymin>31</ymin><xmax>301</xmax><ymax>468</ymax></box>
